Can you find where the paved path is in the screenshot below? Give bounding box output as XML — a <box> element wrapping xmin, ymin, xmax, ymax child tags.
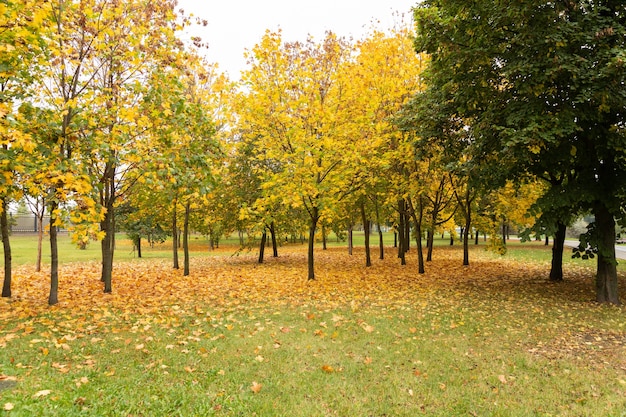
<box><xmin>564</xmin><ymin>240</ymin><xmax>626</xmax><ymax>260</ymax></box>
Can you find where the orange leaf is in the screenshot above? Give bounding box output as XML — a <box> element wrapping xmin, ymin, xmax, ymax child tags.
<box><xmin>321</xmin><ymin>365</ymin><xmax>334</xmax><ymax>373</ymax></box>
<box><xmin>250</xmin><ymin>381</ymin><xmax>262</xmax><ymax>393</ymax></box>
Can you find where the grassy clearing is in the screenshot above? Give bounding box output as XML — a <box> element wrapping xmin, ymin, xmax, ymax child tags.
<box><xmin>1</xmin><ymin>241</ymin><xmax>626</xmax><ymax>416</ymax></box>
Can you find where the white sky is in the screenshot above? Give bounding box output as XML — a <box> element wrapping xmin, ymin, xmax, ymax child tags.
<box><xmin>176</xmin><ymin>0</ymin><xmax>419</xmax><ymax>79</ymax></box>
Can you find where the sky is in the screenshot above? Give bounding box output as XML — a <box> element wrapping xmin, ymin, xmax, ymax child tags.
<box><xmin>176</xmin><ymin>0</ymin><xmax>419</xmax><ymax>79</ymax></box>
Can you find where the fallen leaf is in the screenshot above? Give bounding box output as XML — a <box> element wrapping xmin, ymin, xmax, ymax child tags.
<box><xmin>250</xmin><ymin>381</ymin><xmax>262</xmax><ymax>393</ymax></box>
<box><xmin>498</xmin><ymin>374</ymin><xmax>507</xmax><ymax>384</ymax></box>
<box><xmin>321</xmin><ymin>365</ymin><xmax>335</xmax><ymax>373</ymax></box>
<box><xmin>3</xmin><ymin>403</ymin><xmax>14</xmax><ymax>411</ymax></box>
<box><xmin>33</xmin><ymin>389</ymin><xmax>51</xmax><ymax>398</ymax></box>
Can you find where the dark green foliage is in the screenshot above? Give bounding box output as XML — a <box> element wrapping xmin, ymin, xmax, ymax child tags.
<box><xmin>410</xmin><ymin>0</ymin><xmax>626</xmax><ymax>303</ymax></box>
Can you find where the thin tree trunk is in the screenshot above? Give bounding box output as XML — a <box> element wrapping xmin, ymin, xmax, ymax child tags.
<box><xmin>549</xmin><ymin>222</ymin><xmax>566</xmax><ymax>282</ymax></box>
<box><xmin>348</xmin><ymin>224</ymin><xmax>353</xmax><ymax>255</ymax></box>
<box><xmin>36</xmin><ymin>215</ymin><xmax>44</xmax><ymax>272</ymax></box>
<box><xmin>463</xmin><ymin>215</ymin><xmax>471</xmax><ymax>266</ymax></box>
<box><xmin>1</xmin><ymin>199</ymin><xmax>12</xmax><ymax>298</ymax></box>
<box><xmin>378</xmin><ymin>224</ymin><xmax>384</xmax><ymax>260</ymax></box>
<box><xmin>270</xmin><ymin>222</ymin><xmax>278</xmax><ymax>257</ymax></box>
<box><xmin>136</xmin><ymin>236</ymin><xmax>142</xmax><ymax>258</ymax></box>
<box><xmin>426</xmin><ymin>230</ymin><xmax>434</xmax><ymax>262</ymax></box>
<box><xmin>475</xmin><ymin>230</ymin><xmax>479</xmax><ymax>245</ymax></box>
<box><xmin>172</xmin><ymin>200</ymin><xmax>179</xmax><ymax>270</ymax></box>
<box><xmin>183</xmin><ymin>202</ymin><xmax>190</xmax><ymax>276</ymax></box>
<box><xmin>404</xmin><ymin>214</ymin><xmax>410</xmax><ymax>252</ymax></box>
<box><xmin>407</xmin><ymin>197</ymin><xmax>425</xmax><ymax>274</ymax></box>
<box><xmin>48</xmin><ymin>201</ymin><xmax>59</xmax><ymax>305</ymax></box>
<box><xmin>373</xmin><ymin>198</ymin><xmax>384</xmax><ymax>260</ymax></box>
<box><xmin>322</xmin><ymin>224</ymin><xmax>327</xmax><ymax>250</ymax></box>
<box><xmin>361</xmin><ymin>199</ymin><xmax>371</xmax><ymax>267</ymax></box>
<box><xmin>307</xmin><ymin>208</ymin><xmax>319</xmax><ymax>280</ymax></box>
<box><xmin>594</xmin><ymin>203</ymin><xmax>619</xmax><ymax>304</ymax></box>
<box><xmin>397</xmin><ymin>200</ymin><xmax>406</xmax><ymax>265</ymax></box>
<box><xmin>100</xmin><ymin>163</ymin><xmax>115</xmax><ymax>293</ymax></box>
<box><xmin>258</xmin><ymin>229</ymin><xmax>267</xmax><ymax>264</ymax></box>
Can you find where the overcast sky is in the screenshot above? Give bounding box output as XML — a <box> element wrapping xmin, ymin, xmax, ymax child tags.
<box><xmin>176</xmin><ymin>0</ymin><xmax>419</xmax><ymax>79</ymax></box>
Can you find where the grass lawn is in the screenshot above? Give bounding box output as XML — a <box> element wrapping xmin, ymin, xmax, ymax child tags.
<box><xmin>1</xmin><ymin>235</ymin><xmax>626</xmax><ymax>416</ymax></box>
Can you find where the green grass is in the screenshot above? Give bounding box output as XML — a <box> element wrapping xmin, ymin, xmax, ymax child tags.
<box><xmin>2</xmin><ymin>233</ymin><xmax>626</xmax><ymax>415</ymax></box>
<box><xmin>2</xmin><ymin>294</ymin><xmax>626</xmax><ymax>416</ymax></box>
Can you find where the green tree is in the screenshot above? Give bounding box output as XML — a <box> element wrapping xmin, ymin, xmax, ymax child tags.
<box><xmin>414</xmin><ymin>1</ymin><xmax>626</xmax><ymax>304</ymax></box>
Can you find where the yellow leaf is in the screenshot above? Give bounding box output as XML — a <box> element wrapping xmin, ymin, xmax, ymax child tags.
<box><xmin>33</xmin><ymin>389</ymin><xmax>51</xmax><ymax>398</ymax></box>
<box><xmin>3</xmin><ymin>403</ymin><xmax>14</xmax><ymax>411</ymax></box>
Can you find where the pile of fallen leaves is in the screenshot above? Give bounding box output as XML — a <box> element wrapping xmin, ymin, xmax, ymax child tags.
<box><xmin>2</xmin><ymin>245</ymin><xmax>625</xmax><ymax>365</ymax></box>
<box><xmin>0</xmin><ymin>245</ymin><xmax>620</xmax><ymax>314</ymax></box>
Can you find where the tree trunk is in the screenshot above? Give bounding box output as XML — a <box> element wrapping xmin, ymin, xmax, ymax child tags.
<box><xmin>322</xmin><ymin>224</ymin><xmax>327</xmax><ymax>250</ymax></box>
<box><xmin>594</xmin><ymin>203</ymin><xmax>619</xmax><ymax>304</ymax></box>
<box><xmin>361</xmin><ymin>199</ymin><xmax>371</xmax><ymax>267</ymax></box>
<box><xmin>397</xmin><ymin>200</ymin><xmax>406</xmax><ymax>265</ymax></box>
<box><xmin>1</xmin><ymin>199</ymin><xmax>12</xmax><ymax>298</ymax></box>
<box><xmin>172</xmin><ymin>201</ymin><xmax>179</xmax><ymax>270</ymax></box>
<box><xmin>549</xmin><ymin>221</ymin><xmax>566</xmax><ymax>282</ymax></box>
<box><xmin>404</xmin><ymin>214</ymin><xmax>411</xmax><ymax>252</ymax></box>
<box><xmin>100</xmin><ymin>205</ymin><xmax>114</xmax><ymax>293</ymax></box>
<box><xmin>372</xmin><ymin>196</ymin><xmax>384</xmax><ymax>260</ymax></box>
<box><xmin>100</xmin><ymin>162</ymin><xmax>115</xmax><ymax>292</ymax></box>
<box><xmin>307</xmin><ymin>208</ymin><xmax>319</xmax><ymax>280</ymax></box>
<box><xmin>426</xmin><ymin>230</ymin><xmax>434</xmax><ymax>262</ymax></box>
<box><xmin>48</xmin><ymin>201</ymin><xmax>59</xmax><ymax>305</ymax></box>
<box><xmin>545</xmin><ymin>235</ymin><xmax>549</xmax><ymax>246</ymax></box>
<box><xmin>270</xmin><ymin>222</ymin><xmax>278</xmax><ymax>257</ymax></box>
<box><xmin>475</xmin><ymin>230</ymin><xmax>479</xmax><ymax>245</ymax></box>
<box><xmin>136</xmin><ymin>236</ymin><xmax>142</xmax><ymax>258</ymax></box>
<box><xmin>183</xmin><ymin>202</ymin><xmax>190</xmax><ymax>276</ymax></box>
<box><xmin>463</xmin><ymin>216</ymin><xmax>470</xmax><ymax>266</ymax></box>
<box><xmin>36</xmin><ymin>214</ymin><xmax>44</xmax><ymax>272</ymax></box>
<box><xmin>378</xmin><ymin>224</ymin><xmax>384</xmax><ymax>260</ymax></box>
<box><xmin>408</xmin><ymin>197</ymin><xmax>425</xmax><ymax>274</ymax></box>
<box><xmin>258</xmin><ymin>229</ymin><xmax>267</xmax><ymax>264</ymax></box>
<box><xmin>348</xmin><ymin>224</ymin><xmax>353</xmax><ymax>255</ymax></box>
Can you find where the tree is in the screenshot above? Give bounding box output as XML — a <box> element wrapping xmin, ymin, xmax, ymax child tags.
<box><xmin>1</xmin><ymin>0</ymin><xmax>48</xmax><ymax>297</ymax></box>
<box><xmin>413</xmin><ymin>1</ymin><xmax>626</xmax><ymax>303</ymax></box>
<box><xmin>239</xmin><ymin>31</ymin><xmax>353</xmax><ymax>280</ymax></box>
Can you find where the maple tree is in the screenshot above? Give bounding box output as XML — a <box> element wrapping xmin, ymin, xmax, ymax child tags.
<box><xmin>0</xmin><ymin>0</ymin><xmax>48</xmax><ymax>298</ymax></box>
<box><xmin>340</xmin><ymin>26</ymin><xmax>427</xmax><ymax>269</ymax></box>
<box><xmin>239</xmin><ymin>30</ymin><xmax>353</xmax><ymax>280</ymax></box>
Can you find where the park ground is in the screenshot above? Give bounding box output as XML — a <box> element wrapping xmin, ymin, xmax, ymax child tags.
<box><xmin>1</xmin><ymin>234</ymin><xmax>626</xmax><ymax>416</ymax></box>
